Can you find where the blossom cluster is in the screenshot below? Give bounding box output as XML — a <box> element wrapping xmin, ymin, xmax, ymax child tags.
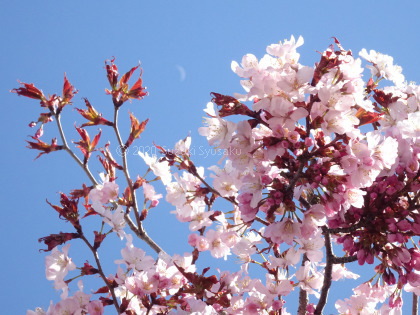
<box><xmin>15</xmin><ymin>36</ymin><xmax>419</xmax><ymax>314</ymax></box>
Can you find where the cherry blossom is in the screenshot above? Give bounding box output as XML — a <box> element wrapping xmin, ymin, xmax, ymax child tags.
<box><xmin>20</xmin><ymin>37</ymin><xmax>419</xmax><ymax>315</ymax></box>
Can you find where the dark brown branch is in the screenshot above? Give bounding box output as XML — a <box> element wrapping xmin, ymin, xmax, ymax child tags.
<box><xmin>315</xmin><ymin>227</ymin><xmax>333</xmax><ymax>315</ymax></box>
<box><xmin>327</xmin><ymin>220</ymin><xmax>366</xmax><ymax>234</ymax></box>
<box><xmin>332</xmin><ymin>255</ymin><xmax>357</xmax><ymax>264</ymax></box>
<box><xmin>298</xmin><ymin>254</ymin><xmax>309</xmax><ymax>315</ymax></box>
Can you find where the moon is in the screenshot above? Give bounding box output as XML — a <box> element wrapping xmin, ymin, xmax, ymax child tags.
<box><xmin>175</xmin><ymin>65</ymin><xmax>186</xmax><ymax>82</ymax></box>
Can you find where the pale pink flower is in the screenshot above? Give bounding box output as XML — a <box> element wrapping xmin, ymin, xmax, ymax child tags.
<box><xmin>172</xmin><ymin>253</ymin><xmax>196</xmax><ymax>274</ymax></box>
<box><xmin>45</xmin><ymin>244</ymin><xmax>76</xmax><ymax>283</ymax></box>
<box><xmin>366</xmin><ymin>132</ymin><xmax>399</xmax><ymax>170</ymax></box>
<box><xmin>198</xmin><ymin>102</ymin><xmax>236</xmax><ymax>148</ymax></box>
<box><xmin>166</xmin><ymin>170</ymin><xmax>205</xmax><ymax>211</ymax></box>
<box><xmin>266</xmin><ymin>35</ymin><xmax>304</xmax><ymax>65</ymax></box>
<box><xmin>332</xmin><ymin>264</ymin><xmax>360</xmax><ymax>281</ymax></box>
<box><xmin>87</xmin><ymin>300</ymin><xmax>104</xmax><ymax>315</ymax></box>
<box><xmin>264</xmin><ymin>272</ymin><xmax>294</xmax><ymax>297</ymax></box>
<box><xmin>264</xmin><ymin>219</ymin><xmax>301</xmax><ymax>245</ymax></box>
<box><xmin>231</xmin><ymin>53</ymin><xmax>259</xmax><ymax>78</ymax></box>
<box><xmin>104</xmin><ymin>206</ymin><xmax>126</xmax><ymax>239</ymax></box>
<box><xmin>208</xmin><ymin>160</ymin><xmax>242</xmax><ymax>198</ymax></box>
<box><xmin>125</xmin><ymin>270</ymin><xmax>159</xmax><ymax>296</ymax></box>
<box><xmin>239</xmin><ymin>174</ymin><xmax>263</xmax><ymax>208</ymax></box>
<box><xmin>269</xmin><ymin>247</ymin><xmax>301</xmax><ymax>269</ymax></box>
<box><xmin>142</xmin><ymin>182</ymin><xmax>162</xmax><ymax>203</ymax></box>
<box><xmin>301</xmin><ymin>204</ymin><xmax>327</xmax><ymax>237</ymax></box>
<box><xmin>115</xmin><ymin>234</ymin><xmax>155</xmax><ymax>271</ymax></box>
<box><xmin>296</xmin><ymin>232</ymin><xmax>324</xmax><ymax>262</ymax></box>
<box><xmin>378</xmin><ymin>304</ymin><xmax>402</xmax><ymax>315</ymax></box>
<box><xmin>26</xmin><ymin>308</ymin><xmax>46</xmax><ymax>315</ymax></box>
<box><xmin>89</xmin><ymin>174</ymin><xmax>119</xmax><ymax>204</ymax></box>
<box><xmin>397</xmin><ymin>111</ymin><xmax>420</xmax><ymax>139</ymax></box>
<box><xmin>296</xmin><ymin>261</ymin><xmax>324</xmax><ymax>297</ymax></box>
<box><xmin>343</xmin><ymin>188</ymin><xmax>367</xmax><ymax>209</ymax></box>
<box><xmin>266</xmin><ymin>100</ymin><xmax>309</xmax><ymax>131</ymax></box>
<box><xmin>47</xmin><ymin>298</ymin><xmax>80</xmax><ymax>315</ymax></box>
<box><xmin>174</xmin><ymin>135</ymin><xmax>192</xmax><ymax>155</ymax></box>
<box><xmin>185</xmin><ymin>297</ymin><xmax>217</xmax><ymax>314</ymax></box>
<box><xmin>231</xmin><ymin>231</ymin><xmax>261</xmax><ymax>266</ymax></box>
<box><xmin>205</xmin><ymin>229</ymin><xmax>231</xmax><ymax>259</ymax></box>
<box><xmin>335</xmin><ymin>295</ymin><xmax>378</xmax><ymax>315</ymax></box>
<box><xmin>321</xmin><ymin>109</ymin><xmax>359</xmax><ymax>136</ymax></box>
<box><xmin>189</xmin><ymin>210</ymin><xmax>214</xmax><ymax>231</ymax></box>
<box><xmin>359</xmin><ymin>48</ymin><xmax>404</xmax><ymax>85</ymax></box>
<box><xmin>189</xmin><ymin>234</ymin><xmax>210</xmax><ymax>252</ymax></box>
<box><xmin>138</xmin><ymin>151</ymin><xmax>172</xmax><ymax>185</ymax></box>
<box><xmin>221</xmin><ymin>230</ymin><xmax>240</xmax><ymax>248</ymax></box>
<box><xmin>317</xmin><ymin>79</ymin><xmax>353</xmax><ymax>112</ymax></box>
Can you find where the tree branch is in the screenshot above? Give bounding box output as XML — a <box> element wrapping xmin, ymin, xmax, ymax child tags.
<box><xmin>113</xmin><ymin>108</ymin><xmax>166</xmax><ymax>255</ymax></box>
<box><xmin>332</xmin><ymin>255</ymin><xmax>357</xmax><ymax>264</ymax></box>
<box><xmin>315</xmin><ymin>227</ymin><xmax>333</xmax><ymax>315</ymax></box>
<box><xmin>298</xmin><ymin>254</ymin><xmax>309</xmax><ymax>315</ymax></box>
<box><xmin>55</xmin><ymin>113</ymin><xmax>98</xmax><ymax>186</ymax></box>
<box><xmin>79</xmin><ymin>234</ymin><xmax>120</xmax><ymax>313</ymax></box>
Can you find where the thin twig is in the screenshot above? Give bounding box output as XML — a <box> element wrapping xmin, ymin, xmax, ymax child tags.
<box><xmin>55</xmin><ymin>113</ymin><xmax>98</xmax><ymax>185</ymax></box>
<box><xmin>79</xmin><ymin>234</ymin><xmax>120</xmax><ymax>313</ymax></box>
<box><xmin>124</xmin><ymin>214</ymin><xmax>164</xmax><ymax>254</ymax></box>
<box><xmin>56</xmin><ymin>106</ymin><xmax>165</xmax><ymax>310</ymax></box>
<box><xmin>413</xmin><ymin>293</ymin><xmax>418</xmax><ymax>315</ymax></box>
<box><xmin>192</xmin><ymin>170</ymin><xmax>238</xmax><ymax>206</ymax></box>
<box><xmin>113</xmin><ymin>108</ymin><xmax>165</xmax><ymax>255</ymax></box>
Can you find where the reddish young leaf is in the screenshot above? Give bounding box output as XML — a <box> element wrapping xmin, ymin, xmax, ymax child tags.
<box><xmin>211</xmin><ymin>92</ymin><xmax>254</xmax><ymax>117</ymax></box>
<box><xmin>82</xmin><ymin>203</ymin><xmax>98</xmax><ymax>218</ymax></box>
<box><xmin>125</xmin><ymin>113</ymin><xmax>149</xmax><ymax>147</ymax></box>
<box><xmin>61</xmin><ymin>74</ymin><xmax>77</xmax><ymax>106</ymax></box>
<box><xmin>93</xmin><ymin>231</ymin><xmax>107</xmax><ymax>250</ymax></box>
<box><xmin>104</xmin><ymin>58</ymin><xmax>148</xmax><ymax>107</ymax></box>
<box><xmin>127</xmin><ymin>76</ymin><xmax>148</xmax><ymax>100</ymax></box>
<box><xmin>133</xmin><ymin>176</ymin><xmax>146</xmax><ymax>190</ymax></box>
<box><xmin>46</xmin><ymin>193</ymin><xmax>81</xmax><ymax>231</ymax></box>
<box><xmin>70</xmin><ymin>184</ymin><xmax>92</xmax><ymax>200</ymax></box>
<box><xmin>38</xmin><ymin>232</ymin><xmax>80</xmax><ymax>252</ymax></box>
<box><xmin>94</xmin><ymin>286</ymin><xmax>110</xmax><ymax>294</ymax></box>
<box><xmin>119</xmin><ymin>186</ymin><xmax>133</xmax><ymax>207</ymax></box>
<box><xmin>76</xmin><ymin>98</ymin><xmax>113</xmax><ymax>127</ymax></box>
<box><xmin>11</xmin><ymin>82</ymin><xmax>45</xmax><ymax>101</ymax></box>
<box><xmin>355</xmin><ymin>108</ymin><xmax>383</xmax><ymax>126</ymax></box>
<box><xmin>26</xmin><ymin>137</ymin><xmax>64</xmax><ymax>159</ymax></box>
<box><xmin>98</xmin><ymin>155</ymin><xmax>116</xmax><ymax>181</ymax></box>
<box><xmin>373</xmin><ymin>89</ymin><xmax>400</xmax><ymax>108</ymax></box>
<box><xmin>102</xmin><ymin>143</ymin><xmax>123</xmax><ymax>169</ymax></box>
<box><xmin>74</xmin><ymin>127</ymin><xmax>102</xmax><ymax>164</ymax></box>
<box><xmin>119</xmin><ymin>64</ymin><xmax>140</xmax><ymax>86</ymax></box>
<box><xmin>105</xmin><ymin>58</ymin><xmax>119</xmax><ymax>89</ymax></box>
<box><xmin>80</xmin><ymin>261</ymin><xmax>99</xmax><ymax>275</ymax></box>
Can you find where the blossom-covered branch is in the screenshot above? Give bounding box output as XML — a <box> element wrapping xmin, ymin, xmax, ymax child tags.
<box><xmin>16</xmin><ymin>36</ymin><xmax>419</xmax><ymax>314</ymax></box>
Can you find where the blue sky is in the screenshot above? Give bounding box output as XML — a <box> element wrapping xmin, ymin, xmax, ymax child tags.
<box><xmin>1</xmin><ymin>1</ymin><xmax>419</xmax><ymax>314</ymax></box>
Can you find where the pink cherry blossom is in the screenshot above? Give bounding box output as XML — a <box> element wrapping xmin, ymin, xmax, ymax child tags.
<box><xmin>139</xmin><ymin>151</ymin><xmax>172</xmax><ymax>185</ymax></box>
